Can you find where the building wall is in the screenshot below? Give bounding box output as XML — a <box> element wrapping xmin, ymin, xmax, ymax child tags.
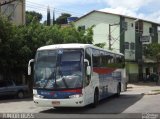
<box><xmin>142</xmin><ymin>22</ymin><xmax>152</xmax><ymax>44</ymax></box>
<box><xmin>158</xmin><ymin>31</ymin><xmax>160</xmax><ymax>43</ymax></box>
<box><xmin>126</xmin><ymin>62</ymin><xmax>139</xmax><ymax>82</ymax></box>
<box><xmin>0</xmin><ymin>0</ymin><xmax>25</xmax><ymax>25</ymax></box>
<box><xmin>75</xmin><ymin>12</ymin><xmax>120</xmax><ymax>53</ymax></box>
<box><xmin>75</xmin><ymin>11</ymin><xmax>160</xmax><ymax>82</ymax></box>
<box><xmin>124</xmin><ymin>18</ymin><xmax>136</xmax><ymax>60</ymax></box>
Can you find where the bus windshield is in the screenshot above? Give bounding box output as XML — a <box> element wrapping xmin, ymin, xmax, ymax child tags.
<box><xmin>34</xmin><ymin>49</ymin><xmax>83</xmax><ymax>90</ymax></box>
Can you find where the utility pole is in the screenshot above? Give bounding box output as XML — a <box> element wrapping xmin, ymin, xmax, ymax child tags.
<box><xmin>108</xmin><ymin>24</ymin><xmax>111</xmax><ymax>50</ymax></box>
<box><xmin>53</xmin><ymin>8</ymin><xmax>55</xmax><ymax>25</ymax></box>
<box><xmin>47</xmin><ymin>5</ymin><xmax>51</xmax><ymax>26</ymax></box>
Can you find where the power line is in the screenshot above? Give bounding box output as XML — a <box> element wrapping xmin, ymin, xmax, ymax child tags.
<box><xmin>26</xmin><ymin>1</ymin><xmax>83</xmax><ymax>16</ymax></box>
<box><xmin>0</xmin><ymin>0</ymin><xmax>17</xmax><ymax>6</ymax></box>
<box><xmin>26</xmin><ymin>1</ymin><xmax>121</xmax><ymax>24</ymax></box>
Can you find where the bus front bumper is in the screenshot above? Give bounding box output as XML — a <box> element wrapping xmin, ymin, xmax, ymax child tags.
<box><xmin>33</xmin><ymin>96</ymin><xmax>85</xmax><ymax>107</ymax></box>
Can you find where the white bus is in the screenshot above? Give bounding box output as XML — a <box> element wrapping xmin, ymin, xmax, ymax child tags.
<box><xmin>28</xmin><ymin>44</ymin><xmax>127</xmax><ymax>108</ymax></box>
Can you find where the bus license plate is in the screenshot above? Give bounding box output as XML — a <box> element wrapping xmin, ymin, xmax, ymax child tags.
<box><xmin>52</xmin><ymin>101</ymin><xmax>60</xmax><ymax>106</ymax></box>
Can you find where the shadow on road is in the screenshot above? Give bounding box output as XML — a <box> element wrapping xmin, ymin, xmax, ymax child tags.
<box><xmin>130</xmin><ymin>82</ymin><xmax>158</xmax><ymax>87</ymax></box>
<box><xmin>0</xmin><ymin>97</ymin><xmax>32</xmax><ymax>103</ymax></box>
<box><xmin>40</xmin><ymin>94</ymin><xmax>144</xmax><ymax>114</ymax></box>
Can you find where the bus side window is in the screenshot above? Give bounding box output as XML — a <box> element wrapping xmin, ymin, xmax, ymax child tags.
<box><xmin>84</xmin><ymin>48</ymin><xmax>91</xmax><ymax>86</ymax></box>
<box><xmin>93</xmin><ymin>49</ymin><xmax>100</xmax><ymax>67</ymax></box>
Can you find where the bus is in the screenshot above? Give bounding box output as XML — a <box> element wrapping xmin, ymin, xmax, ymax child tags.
<box><xmin>28</xmin><ymin>44</ymin><xmax>127</xmax><ymax>108</ymax></box>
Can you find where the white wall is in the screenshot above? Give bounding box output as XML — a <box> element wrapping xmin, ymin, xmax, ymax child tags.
<box><xmin>158</xmin><ymin>31</ymin><xmax>160</xmax><ymax>43</ymax></box>
<box><xmin>142</xmin><ymin>22</ymin><xmax>152</xmax><ymax>44</ymax></box>
<box><xmin>75</xmin><ymin>12</ymin><xmax>120</xmax><ymax>53</ymax></box>
<box><xmin>124</xmin><ymin>18</ymin><xmax>136</xmax><ymax>60</ymax></box>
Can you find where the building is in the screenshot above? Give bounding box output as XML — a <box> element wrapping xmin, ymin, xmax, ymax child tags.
<box><xmin>74</xmin><ymin>10</ymin><xmax>160</xmax><ymax>82</ymax></box>
<box><xmin>0</xmin><ymin>0</ymin><xmax>25</xmax><ymax>25</ymax></box>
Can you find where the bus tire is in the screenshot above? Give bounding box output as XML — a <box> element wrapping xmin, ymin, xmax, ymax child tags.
<box><xmin>91</xmin><ymin>88</ymin><xmax>99</xmax><ymax>108</ymax></box>
<box><xmin>116</xmin><ymin>84</ymin><xmax>121</xmax><ymax>97</ymax></box>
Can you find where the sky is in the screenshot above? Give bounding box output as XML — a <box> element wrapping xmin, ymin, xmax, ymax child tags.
<box><xmin>26</xmin><ymin>0</ymin><xmax>160</xmax><ymax>23</ymax></box>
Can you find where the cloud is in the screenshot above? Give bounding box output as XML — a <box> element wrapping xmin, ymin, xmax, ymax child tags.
<box><xmin>99</xmin><ymin>0</ymin><xmax>160</xmax><ymax>23</ymax></box>
<box><xmin>26</xmin><ymin>0</ymin><xmax>160</xmax><ymax>23</ymax></box>
<box><xmin>26</xmin><ymin>0</ymin><xmax>104</xmax><ymax>8</ymax></box>
<box><xmin>104</xmin><ymin>0</ymin><xmax>153</xmax><ymax>11</ymax></box>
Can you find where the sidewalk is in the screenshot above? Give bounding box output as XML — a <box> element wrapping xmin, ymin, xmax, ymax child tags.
<box><xmin>125</xmin><ymin>82</ymin><xmax>160</xmax><ymax>95</ymax></box>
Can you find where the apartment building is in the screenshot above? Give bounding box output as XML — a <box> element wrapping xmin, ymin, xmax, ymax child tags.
<box><xmin>74</xmin><ymin>10</ymin><xmax>160</xmax><ymax>82</ymax></box>
<box><xmin>0</xmin><ymin>0</ymin><xmax>25</xmax><ymax>25</ymax></box>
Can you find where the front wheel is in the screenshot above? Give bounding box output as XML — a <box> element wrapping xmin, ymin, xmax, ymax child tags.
<box><xmin>91</xmin><ymin>90</ymin><xmax>99</xmax><ymax>108</ymax></box>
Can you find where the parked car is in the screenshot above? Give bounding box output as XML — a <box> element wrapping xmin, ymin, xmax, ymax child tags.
<box><xmin>0</xmin><ymin>80</ymin><xmax>29</xmax><ymax>99</ymax></box>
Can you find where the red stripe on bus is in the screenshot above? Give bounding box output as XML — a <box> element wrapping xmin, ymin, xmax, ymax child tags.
<box><xmin>61</xmin><ymin>89</ymin><xmax>82</xmax><ymax>93</ymax></box>
<box><xmin>93</xmin><ymin>67</ymin><xmax>115</xmax><ymax>74</ymax></box>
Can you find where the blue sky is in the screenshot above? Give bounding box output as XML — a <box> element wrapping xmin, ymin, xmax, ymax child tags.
<box><xmin>26</xmin><ymin>0</ymin><xmax>160</xmax><ymax>23</ymax></box>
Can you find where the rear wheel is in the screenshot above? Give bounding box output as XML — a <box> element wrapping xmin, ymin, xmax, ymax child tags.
<box><xmin>116</xmin><ymin>84</ymin><xmax>121</xmax><ymax>97</ymax></box>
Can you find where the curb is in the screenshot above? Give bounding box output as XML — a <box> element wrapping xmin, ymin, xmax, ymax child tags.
<box><xmin>143</xmin><ymin>91</ymin><xmax>160</xmax><ymax>95</ymax></box>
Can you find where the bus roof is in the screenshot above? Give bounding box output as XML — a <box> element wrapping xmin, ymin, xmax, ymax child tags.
<box><xmin>38</xmin><ymin>43</ymin><xmax>123</xmax><ymax>56</ymax></box>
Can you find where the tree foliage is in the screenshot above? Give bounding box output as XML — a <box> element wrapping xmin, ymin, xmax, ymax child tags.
<box><xmin>56</xmin><ymin>13</ymin><xmax>71</xmax><ymax>24</ymax></box>
<box><xmin>26</xmin><ymin>11</ymin><xmax>42</xmax><ymax>25</ymax></box>
<box><xmin>94</xmin><ymin>43</ymin><xmax>106</xmax><ymax>48</ymax></box>
<box><xmin>0</xmin><ymin>15</ymin><xmax>93</xmax><ymax>78</ymax></box>
<box><xmin>47</xmin><ymin>8</ymin><xmax>51</xmax><ymax>26</ymax></box>
<box><xmin>0</xmin><ymin>15</ymin><xmax>15</xmax><ymax>71</ymax></box>
<box><xmin>144</xmin><ymin>43</ymin><xmax>160</xmax><ymax>60</ymax></box>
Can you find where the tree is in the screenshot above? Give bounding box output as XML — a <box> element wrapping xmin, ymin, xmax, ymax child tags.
<box><xmin>0</xmin><ymin>15</ymin><xmax>15</xmax><ymax>72</ymax></box>
<box><xmin>56</xmin><ymin>13</ymin><xmax>71</xmax><ymax>24</ymax></box>
<box><xmin>94</xmin><ymin>43</ymin><xmax>106</xmax><ymax>48</ymax></box>
<box><xmin>47</xmin><ymin>6</ymin><xmax>51</xmax><ymax>26</ymax></box>
<box><xmin>26</xmin><ymin>11</ymin><xmax>42</xmax><ymax>25</ymax></box>
<box><xmin>0</xmin><ymin>14</ymin><xmax>94</xmax><ymax>85</ymax></box>
<box><xmin>144</xmin><ymin>43</ymin><xmax>160</xmax><ymax>59</ymax></box>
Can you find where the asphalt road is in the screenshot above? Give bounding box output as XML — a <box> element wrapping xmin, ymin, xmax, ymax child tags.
<box><xmin>0</xmin><ymin>83</ymin><xmax>160</xmax><ymax>119</ymax></box>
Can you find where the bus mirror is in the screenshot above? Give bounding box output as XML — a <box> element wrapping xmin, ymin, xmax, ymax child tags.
<box><xmin>84</xmin><ymin>59</ymin><xmax>89</xmax><ymax>66</ymax></box>
<box><xmin>87</xmin><ymin>66</ymin><xmax>91</xmax><ymax>75</ymax></box>
<box><xmin>28</xmin><ymin>59</ymin><xmax>34</xmax><ymax>75</ymax></box>
<box><xmin>28</xmin><ymin>66</ymin><xmax>31</xmax><ymax>75</ymax></box>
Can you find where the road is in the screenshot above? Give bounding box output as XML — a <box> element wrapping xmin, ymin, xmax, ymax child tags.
<box><xmin>0</xmin><ymin>83</ymin><xmax>160</xmax><ymax>119</ymax></box>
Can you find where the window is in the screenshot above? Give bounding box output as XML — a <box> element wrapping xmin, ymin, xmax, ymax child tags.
<box><xmin>131</xmin><ymin>23</ymin><xmax>134</xmax><ymax>27</ymax></box>
<box><xmin>135</xmin><ymin>21</ymin><xmax>143</xmax><ymax>33</ymax></box>
<box><xmin>78</xmin><ymin>25</ymin><xmax>85</xmax><ymax>31</ymax></box>
<box><xmin>157</xmin><ymin>26</ymin><xmax>160</xmax><ymax>31</ymax></box>
<box><xmin>130</xmin><ymin>42</ymin><xmax>135</xmax><ymax>50</ymax></box>
<box><xmin>114</xmin><ymin>55</ymin><xmax>125</xmax><ymax>68</ymax></box>
<box><xmin>85</xmin><ymin>48</ymin><xmax>91</xmax><ymax>86</ymax></box>
<box><xmin>92</xmin><ymin>49</ymin><xmax>100</xmax><ymax>67</ymax></box>
<box><xmin>124</xmin><ymin>42</ymin><xmax>129</xmax><ymax>49</ymax></box>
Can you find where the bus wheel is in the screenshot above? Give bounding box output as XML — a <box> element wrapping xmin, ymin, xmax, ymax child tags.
<box><xmin>91</xmin><ymin>89</ymin><xmax>99</xmax><ymax>108</ymax></box>
<box><xmin>116</xmin><ymin>84</ymin><xmax>121</xmax><ymax>97</ymax></box>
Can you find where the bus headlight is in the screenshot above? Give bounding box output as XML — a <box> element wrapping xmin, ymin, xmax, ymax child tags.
<box><xmin>69</xmin><ymin>94</ymin><xmax>83</xmax><ymax>99</ymax></box>
<box><xmin>33</xmin><ymin>89</ymin><xmax>37</xmax><ymax>95</ymax></box>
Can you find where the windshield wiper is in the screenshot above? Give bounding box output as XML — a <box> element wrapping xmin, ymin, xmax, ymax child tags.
<box><xmin>43</xmin><ymin>69</ymin><xmax>56</xmax><ymax>88</ymax></box>
<box><xmin>62</xmin><ymin>77</ymin><xmax>69</xmax><ymax>88</ymax></box>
